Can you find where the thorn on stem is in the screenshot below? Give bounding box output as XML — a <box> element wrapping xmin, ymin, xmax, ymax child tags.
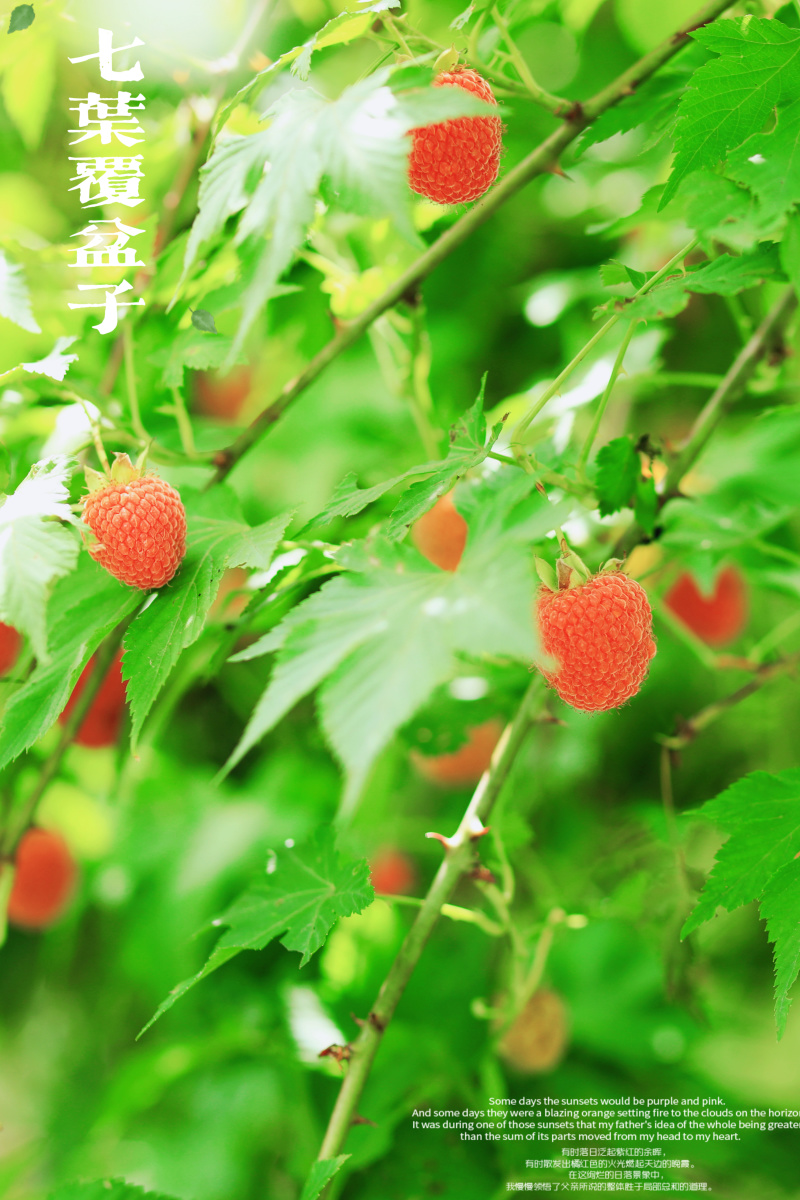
<box><xmin>352</xmin><ymin>1114</ymin><xmax>378</xmax><ymax>1127</ymax></box>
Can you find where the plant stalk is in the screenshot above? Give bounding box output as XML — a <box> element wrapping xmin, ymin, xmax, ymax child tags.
<box><xmin>313</xmin><ymin>677</ymin><xmax>542</xmax><ymax>1179</ymax></box>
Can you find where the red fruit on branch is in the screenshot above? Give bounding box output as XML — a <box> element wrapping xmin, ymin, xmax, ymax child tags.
<box><xmin>7</xmin><ymin>828</ymin><xmax>77</xmax><ymax>930</ymax></box>
<box><xmin>408</xmin><ymin>68</ymin><xmax>502</xmax><ymax>205</ymax></box>
<box><xmin>411</xmin><ymin>492</ymin><xmax>468</xmax><ymax>571</ymax></box>
<box><xmin>537</xmin><ymin>564</ymin><xmax>656</xmax><ymax>713</ymax></box>
<box><xmin>369</xmin><ymin>848</ymin><xmax>416</xmax><ymax>896</ymax></box>
<box><xmin>0</xmin><ymin>622</ymin><xmax>21</xmax><ymax>676</ymax></box>
<box><xmin>664</xmin><ymin>565</ymin><xmax>748</xmax><ymax>647</ymax></box>
<box><xmin>82</xmin><ymin>454</ymin><xmax>187</xmax><ymax>590</ymax></box>
<box><xmin>193</xmin><ymin>367</ymin><xmax>252</xmax><ymax>422</ymax></box>
<box><xmin>59</xmin><ymin>651</ymin><xmax>127</xmax><ymax>747</ymax></box>
<box><xmin>412</xmin><ymin>718</ymin><xmax>502</xmax><ymax>786</ymax></box>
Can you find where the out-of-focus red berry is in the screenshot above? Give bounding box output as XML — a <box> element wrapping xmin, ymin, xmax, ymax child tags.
<box><xmin>664</xmin><ymin>566</ymin><xmax>748</xmax><ymax>647</ymax></box>
<box><xmin>59</xmin><ymin>651</ymin><xmax>127</xmax><ymax>747</ymax></box>
<box><xmin>193</xmin><ymin>367</ymin><xmax>252</xmax><ymax>422</ymax></box>
<box><xmin>0</xmin><ymin>622</ymin><xmax>21</xmax><ymax>676</ymax></box>
<box><xmin>411</xmin><ymin>492</ymin><xmax>468</xmax><ymax>571</ymax></box>
<box><xmin>369</xmin><ymin>848</ymin><xmax>416</xmax><ymax>896</ymax></box>
<box><xmin>7</xmin><ymin>828</ymin><xmax>77</xmax><ymax>930</ymax></box>
<box><xmin>412</xmin><ymin>718</ymin><xmax>503</xmax><ymax>787</ymax></box>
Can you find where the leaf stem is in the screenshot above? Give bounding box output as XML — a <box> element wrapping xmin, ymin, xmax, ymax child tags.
<box><xmin>664</xmin><ymin>288</ymin><xmax>798</xmax><ymax>494</ymax></box>
<box><xmin>123</xmin><ymin>323</ymin><xmax>149</xmax><ymax>442</ymax></box>
<box><xmin>577</xmin><ymin>320</ymin><xmax>637</xmax><ymax>472</ymax></box>
<box><xmin>490</xmin><ymin>5</ymin><xmax>569</xmax><ymax>114</ymax></box>
<box><xmin>209</xmin><ymin>0</ymin><xmax>731</xmax><ymax>485</ymax></box>
<box><xmin>311</xmin><ymin>677</ymin><xmax>542</xmax><ymax>1181</ymax></box>
<box><xmin>512</xmin><ymin>238</ymin><xmax>698</xmax><ymax>445</ymax></box>
<box><xmin>170</xmin><ymin>386</ymin><xmax>199</xmax><ymax>459</ymax></box>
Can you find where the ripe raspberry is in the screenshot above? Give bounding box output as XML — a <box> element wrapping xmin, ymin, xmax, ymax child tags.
<box><xmin>412</xmin><ymin>718</ymin><xmax>502</xmax><ymax>786</ymax></box>
<box><xmin>664</xmin><ymin>565</ymin><xmax>747</xmax><ymax>647</ymax></box>
<box><xmin>412</xmin><ymin>491</ymin><xmax>468</xmax><ymax>571</ymax></box>
<box><xmin>537</xmin><ymin>572</ymin><xmax>656</xmax><ymax>712</ymax></box>
<box><xmin>369</xmin><ymin>848</ymin><xmax>416</xmax><ymax>896</ymax></box>
<box><xmin>8</xmin><ymin>828</ymin><xmax>77</xmax><ymax>930</ymax></box>
<box><xmin>408</xmin><ymin>68</ymin><xmax>502</xmax><ymax>205</ymax></box>
<box><xmin>59</xmin><ymin>651</ymin><xmax>127</xmax><ymax>747</ymax></box>
<box><xmin>0</xmin><ymin>621</ymin><xmax>20</xmax><ymax>676</ymax></box>
<box><xmin>83</xmin><ymin>455</ymin><xmax>186</xmax><ymax>590</ymax></box>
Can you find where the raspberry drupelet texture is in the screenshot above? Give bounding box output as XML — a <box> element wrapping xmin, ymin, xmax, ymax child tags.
<box><xmin>537</xmin><ymin>572</ymin><xmax>656</xmax><ymax>713</ymax></box>
<box><xmin>84</xmin><ymin>474</ymin><xmax>187</xmax><ymax>590</ymax></box>
<box><xmin>408</xmin><ymin>68</ymin><xmax>502</xmax><ymax>205</ymax></box>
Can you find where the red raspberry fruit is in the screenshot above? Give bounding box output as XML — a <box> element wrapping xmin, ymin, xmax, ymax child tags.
<box><xmin>412</xmin><ymin>491</ymin><xmax>468</xmax><ymax>571</ymax></box>
<box><xmin>369</xmin><ymin>848</ymin><xmax>416</xmax><ymax>896</ymax></box>
<box><xmin>59</xmin><ymin>651</ymin><xmax>127</xmax><ymax>747</ymax></box>
<box><xmin>0</xmin><ymin>622</ymin><xmax>21</xmax><ymax>676</ymax></box>
<box><xmin>412</xmin><ymin>718</ymin><xmax>503</xmax><ymax>786</ymax></box>
<box><xmin>8</xmin><ymin>828</ymin><xmax>77</xmax><ymax>930</ymax></box>
<box><xmin>83</xmin><ymin>455</ymin><xmax>186</xmax><ymax>590</ymax></box>
<box><xmin>537</xmin><ymin>572</ymin><xmax>656</xmax><ymax>713</ymax></box>
<box><xmin>664</xmin><ymin>565</ymin><xmax>747</xmax><ymax>648</ymax></box>
<box><xmin>408</xmin><ymin>68</ymin><xmax>502</xmax><ymax>205</ymax></box>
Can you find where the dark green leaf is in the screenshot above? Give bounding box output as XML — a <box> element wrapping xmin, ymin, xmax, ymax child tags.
<box><xmin>140</xmin><ymin>832</ymin><xmax>373</xmax><ymax>1033</ymax></box>
<box><xmin>618</xmin><ymin>245</ymin><xmax>783</xmax><ymax>321</ymax></box>
<box><xmin>190</xmin><ymin>308</ymin><xmax>218</xmax><ymax>333</ymax></box>
<box><xmin>595</xmin><ymin>437</ymin><xmax>640</xmax><ymax>517</ymax></box>
<box><xmin>634</xmin><ymin>475</ymin><xmax>658</xmax><ymax>536</ymax></box>
<box><xmin>148</xmin><ymin>328</ymin><xmax>246</xmax><ymax>388</ymax></box>
<box><xmin>8</xmin><ymin>4</ymin><xmax>34</xmax><ymax>32</ymax></box>
<box><xmin>725</xmin><ymin>97</ymin><xmax>800</xmax><ymax>222</ymax></box>
<box><xmin>0</xmin><ymin>249</ymin><xmax>40</xmax><ymax>332</ymax></box>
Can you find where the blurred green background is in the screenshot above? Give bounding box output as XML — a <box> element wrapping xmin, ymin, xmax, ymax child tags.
<box><xmin>2</xmin><ymin>0</ymin><xmax>800</xmax><ymax>1198</ymax></box>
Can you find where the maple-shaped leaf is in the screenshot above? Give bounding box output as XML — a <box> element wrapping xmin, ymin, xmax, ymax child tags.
<box><xmin>661</xmin><ymin>18</ymin><xmax>800</xmax><ymax>208</ymax></box>
<box><xmin>140</xmin><ymin>832</ymin><xmax>373</xmax><ymax>1034</ymax></box>
<box><xmin>682</xmin><ymin>769</ymin><xmax>800</xmax><ymax>1035</ymax></box>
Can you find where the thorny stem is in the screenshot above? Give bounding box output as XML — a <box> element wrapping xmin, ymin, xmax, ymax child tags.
<box><xmin>664</xmin><ymin>288</ymin><xmax>798</xmax><ymax>493</ymax></box>
<box><xmin>577</xmin><ymin>319</ymin><xmax>638</xmax><ymax>473</ymax></box>
<box><xmin>613</xmin><ymin>286</ymin><xmax>799</xmax><ymax>558</ymax></box>
<box><xmin>209</xmin><ymin>0</ymin><xmax>731</xmax><ymax>485</ymax></box>
<box><xmin>312</xmin><ymin>678</ymin><xmax>542</xmax><ymax>1181</ymax></box>
<box><xmin>657</xmin><ymin>654</ymin><xmax>800</xmax><ymax>752</ymax></box>
<box><xmin>0</xmin><ymin>621</ymin><xmax>131</xmax><ymax>861</ymax></box>
<box><xmin>512</xmin><ymin>238</ymin><xmax>698</xmax><ymax>446</ymax></box>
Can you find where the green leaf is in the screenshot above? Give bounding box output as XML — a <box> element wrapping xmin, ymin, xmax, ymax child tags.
<box><xmin>0</xmin><ymin>250</ymin><xmax>39</xmax><ymax>332</ymax></box>
<box><xmin>8</xmin><ymin>4</ymin><xmax>34</xmax><ymax>32</ymax></box>
<box><xmin>617</xmin><ymin>245</ymin><xmax>782</xmax><ymax>321</ymax></box>
<box><xmin>140</xmin><ymin>832</ymin><xmax>373</xmax><ymax>1034</ymax></box>
<box><xmin>0</xmin><ymin>559</ymin><xmax>139</xmax><ymax>770</ymax></box>
<box><xmin>683</xmin><ymin>769</ymin><xmax>800</xmax><ymax>936</ymax></box>
<box><xmin>224</xmin><ymin>475</ymin><xmax>570</xmax><ymax>802</ymax></box>
<box><xmin>190</xmin><ymin>307</ymin><xmax>218</xmax><ymax>333</ymax></box>
<box><xmin>183</xmin><ymin>76</ymin><xmax>502</xmax><ymax>355</ymax></box>
<box><xmin>725</xmin><ymin>96</ymin><xmax>800</xmax><ymax>222</ymax></box>
<box><xmin>0</xmin><ymin>457</ymin><xmax>80</xmax><ymax>659</ymax></box>
<box><xmin>682</xmin><ymin>769</ymin><xmax>800</xmax><ymax>1035</ymax></box>
<box><xmin>148</xmin><ymin>328</ymin><xmax>246</xmax><ymax>388</ymax></box>
<box><xmin>634</xmin><ymin>475</ymin><xmax>658</xmax><ymax>536</ymax></box>
<box><xmin>758</xmin><ymin>860</ymin><xmax>800</xmax><ymax>1036</ymax></box>
<box><xmin>123</xmin><ymin>489</ymin><xmax>291</xmax><ymax>744</ymax></box>
<box><xmin>300</xmin><ymin>1158</ymin><xmax>351</xmax><ymax>1200</ymax></box>
<box><xmin>595</xmin><ymin>437</ymin><xmax>640</xmax><ymax>517</ymax></box>
<box><xmin>780</xmin><ymin>208</ymin><xmax>800</xmax><ymax>296</ymax></box>
<box><xmin>306</xmin><ymin>381</ymin><xmax>501</xmax><ymax>533</ymax></box>
<box><xmin>49</xmin><ymin>1181</ymin><xmax>179</xmax><ymax>1200</ymax></box>
<box><xmin>677</xmin><ymin>171</ymin><xmax>780</xmax><ymax>251</ymax></box>
<box><xmin>661</xmin><ymin>18</ymin><xmax>800</xmax><ymax>208</ymax></box>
